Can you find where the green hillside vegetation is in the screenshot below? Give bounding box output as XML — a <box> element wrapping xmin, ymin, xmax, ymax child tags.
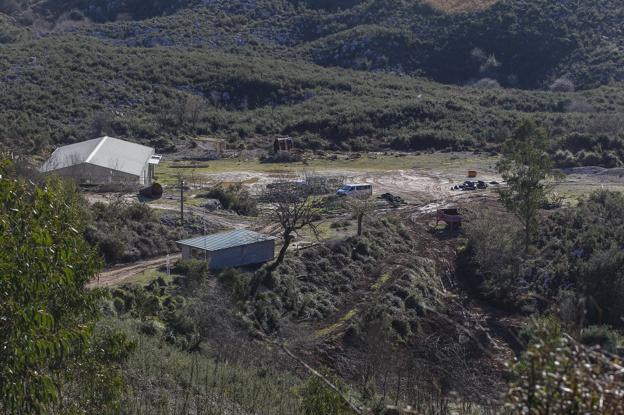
<box><xmin>3</xmin><ymin>0</ymin><xmax>624</xmax><ymax>90</ymax></box>
<box><xmin>43</xmin><ymin>0</ymin><xmax>623</xmax><ymax>90</ymax></box>
<box><xmin>0</xmin><ymin>0</ymin><xmax>623</xmax><ymax>167</ymax></box>
<box><xmin>1</xmin><ymin>32</ymin><xmax>624</xmax><ymax>166</ymax></box>
<box><xmin>462</xmin><ymin>191</ymin><xmax>624</xmax><ymax>323</ymax></box>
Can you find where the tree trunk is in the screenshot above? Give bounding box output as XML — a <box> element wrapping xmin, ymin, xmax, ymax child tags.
<box><xmin>523</xmin><ymin>214</ymin><xmax>531</xmax><ymax>254</ymax></box>
<box><xmin>268</xmin><ymin>231</ymin><xmax>292</xmax><ymax>272</ymax></box>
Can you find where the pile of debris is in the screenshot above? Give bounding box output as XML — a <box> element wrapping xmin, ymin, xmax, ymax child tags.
<box><xmin>451</xmin><ymin>180</ymin><xmax>491</xmax><ymax>191</ymax></box>
<box><xmin>379</xmin><ymin>193</ymin><xmax>406</xmax><ymax>207</ymax></box>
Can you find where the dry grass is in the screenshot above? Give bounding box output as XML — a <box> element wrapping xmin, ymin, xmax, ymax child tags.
<box><xmin>425</xmin><ymin>0</ymin><xmax>500</xmax><ymax>13</ymax></box>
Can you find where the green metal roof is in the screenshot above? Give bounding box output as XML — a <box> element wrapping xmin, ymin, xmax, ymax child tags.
<box><xmin>177</xmin><ymin>230</ymin><xmax>276</xmax><ymax>252</ymax></box>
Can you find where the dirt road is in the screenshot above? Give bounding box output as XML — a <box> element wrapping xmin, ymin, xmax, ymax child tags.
<box><xmin>88</xmin><ymin>254</ymin><xmax>180</xmax><ymax>288</ymax></box>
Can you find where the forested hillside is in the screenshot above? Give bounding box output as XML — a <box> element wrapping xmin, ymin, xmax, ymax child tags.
<box><xmin>0</xmin><ymin>0</ymin><xmax>623</xmax><ymax>164</ymax></box>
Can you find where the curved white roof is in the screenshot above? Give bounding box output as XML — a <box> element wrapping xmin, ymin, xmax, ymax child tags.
<box><xmin>41</xmin><ymin>136</ymin><xmax>155</xmax><ymax>177</ymax></box>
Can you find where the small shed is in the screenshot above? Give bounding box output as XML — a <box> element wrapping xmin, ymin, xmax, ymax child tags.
<box><xmin>192</xmin><ymin>137</ymin><xmax>226</xmax><ymax>155</ymax></box>
<box><xmin>273</xmin><ymin>137</ymin><xmax>294</xmax><ymax>153</ymax></box>
<box><xmin>177</xmin><ymin>229</ymin><xmax>276</xmax><ymax>271</ymax></box>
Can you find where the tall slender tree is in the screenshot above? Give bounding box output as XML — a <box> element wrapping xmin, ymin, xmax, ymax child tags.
<box><xmin>497</xmin><ymin>119</ymin><xmax>560</xmax><ymax>253</ymax></box>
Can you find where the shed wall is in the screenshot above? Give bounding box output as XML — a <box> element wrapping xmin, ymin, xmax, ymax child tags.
<box><xmin>178</xmin><ymin>240</ymin><xmax>275</xmax><ymax>270</ymax></box>
<box><xmin>48</xmin><ymin>163</ymin><xmax>141</xmax><ymax>185</ymax></box>
<box><xmin>208</xmin><ymin>240</ymin><xmax>275</xmax><ymax>270</ymax></box>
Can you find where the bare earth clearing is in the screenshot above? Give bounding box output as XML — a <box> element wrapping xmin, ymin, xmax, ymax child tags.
<box><xmin>88</xmin><ymin>254</ymin><xmax>181</xmax><ymax>288</ymax></box>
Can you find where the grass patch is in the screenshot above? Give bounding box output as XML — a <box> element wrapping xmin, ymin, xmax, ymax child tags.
<box><xmin>156</xmin><ymin>153</ymin><xmax>499</xmax><ymax>186</ymax></box>
<box><xmin>124</xmin><ymin>269</ymin><xmax>173</xmax><ymax>287</ymax></box>
<box><xmin>371</xmin><ymin>273</ymin><xmax>392</xmax><ymax>291</ymax></box>
<box><xmin>315</xmin><ymin>307</ymin><xmax>359</xmax><ymax>338</ymax></box>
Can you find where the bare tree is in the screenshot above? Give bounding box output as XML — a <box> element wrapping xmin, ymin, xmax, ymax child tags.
<box><xmin>172</xmin><ymin>94</ymin><xmax>204</xmax><ymax>130</ymax></box>
<box><xmin>185</xmin><ymin>95</ymin><xmax>203</xmax><ymax>130</ymax></box>
<box><xmin>265</xmin><ymin>186</ymin><xmax>320</xmax><ymax>272</ymax></box>
<box><xmin>343</xmin><ymin>194</ymin><xmax>375</xmax><ymax>236</ymax></box>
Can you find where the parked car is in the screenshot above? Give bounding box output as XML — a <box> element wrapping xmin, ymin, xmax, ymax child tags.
<box><xmin>336</xmin><ymin>183</ymin><xmax>373</xmax><ymax>197</ymax></box>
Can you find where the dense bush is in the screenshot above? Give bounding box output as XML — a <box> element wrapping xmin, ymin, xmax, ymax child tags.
<box><xmin>464</xmin><ymin>191</ymin><xmax>624</xmax><ymax>328</ymax></box>
<box><xmin>173</xmin><ymin>259</ymin><xmax>209</xmax><ymax>287</ymax></box>
<box><xmin>506</xmin><ymin>320</ymin><xmax>624</xmax><ymax>414</ymax></box>
<box><xmin>461</xmin><ymin>209</ymin><xmax>523</xmax><ymax>306</ymax></box>
<box><xmin>201</xmin><ymin>184</ymin><xmax>258</xmax><ymax>216</ymax></box>
<box><xmin>218</xmin><ymin>268</ymin><xmax>252</xmax><ymax>300</ymax></box>
<box><xmin>84</xmin><ymin>199</ymin><xmax>189</xmax><ymax>265</ymax></box>
<box><xmin>580</xmin><ymin>325</ymin><xmax>620</xmax><ymax>353</ymax></box>
<box><xmin>298</xmin><ymin>372</ymin><xmax>353</xmax><ymax>415</ymax></box>
<box><xmin>21</xmin><ymin>0</ymin><xmax>197</xmax><ymax>22</ymax></box>
<box><xmin>0</xmin><ymin>162</ymin><xmax>134</xmax><ymax>413</ymax></box>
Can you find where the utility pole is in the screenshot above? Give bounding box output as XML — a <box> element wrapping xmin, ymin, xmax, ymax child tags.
<box><xmin>203</xmin><ymin>219</ymin><xmax>207</xmax><ymax>262</ymax></box>
<box><xmin>180</xmin><ymin>177</ymin><xmax>184</xmax><ymax>225</ymax></box>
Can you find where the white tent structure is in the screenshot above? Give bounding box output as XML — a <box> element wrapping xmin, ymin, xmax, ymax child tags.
<box><xmin>41</xmin><ymin>136</ymin><xmax>161</xmax><ymax>186</ymax></box>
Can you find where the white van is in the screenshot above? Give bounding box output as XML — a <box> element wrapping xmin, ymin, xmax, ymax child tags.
<box><xmin>336</xmin><ymin>183</ymin><xmax>373</xmax><ymax>197</ymax></box>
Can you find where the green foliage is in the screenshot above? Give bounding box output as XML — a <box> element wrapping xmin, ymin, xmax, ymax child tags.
<box><xmin>58</xmin><ymin>324</ymin><xmax>137</xmax><ymax>414</ymax></box>
<box><xmin>202</xmin><ymin>184</ymin><xmax>258</xmax><ymax>216</ymax></box>
<box><xmin>465</xmin><ymin>190</ymin><xmax>624</xmax><ymax>327</ymax></box>
<box><xmin>506</xmin><ymin>320</ymin><xmax>624</xmax><ymax>414</ymax></box>
<box><xmin>109</xmin><ymin>318</ymin><xmax>304</xmax><ymax>414</ymax></box>
<box><xmin>85</xmin><ymin>199</ymin><xmax>188</xmax><ymax>264</ymax></box>
<box><xmin>462</xmin><ymin>209</ymin><xmax>523</xmax><ymax>304</ymax></box>
<box><xmin>0</xmin><ymin>160</ymin><xmax>132</xmax><ymax>414</ymax></box>
<box><xmin>218</xmin><ymin>267</ymin><xmax>252</xmax><ymax>300</ymax></box>
<box><xmin>245</xmin><ymin>218</ymin><xmax>424</xmax><ymax>332</ymax></box>
<box><xmin>8</xmin><ymin>0</ymin><xmax>624</xmax><ymax>92</ymax></box>
<box><xmin>4</xmin><ymin>0</ymin><xmax>195</xmax><ymax>21</ymax></box>
<box><xmin>298</xmin><ymin>372</ymin><xmax>354</xmax><ymax>415</ymax></box>
<box><xmin>580</xmin><ymin>325</ymin><xmax>620</xmax><ymax>354</ymax></box>
<box><xmin>497</xmin><ymin>119</ymin><xmax>559</xmax><ymax>251</ymax></box>
<box><xmin>173</xmin><ymin>258</ymin><xmax>209</xmax><ymax>287</ymax></box>
<box><xmin>535</xmin><ymin>191</ymin><xmax>624</xmax><ymax>327</ymax></box>
<box><xmin>0</xmin><ymin>17</ymin><xmax>622</xmax><ymax>164</ymax></box>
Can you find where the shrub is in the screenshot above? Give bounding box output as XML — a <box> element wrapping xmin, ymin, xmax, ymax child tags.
<box><xmin>391</xmin><ymin>319</ymin><xmax>410</xmax><ymax>338</ymax></box>
<box><xmin>112</xmin><ymin>297</ymin><xmax>126</xmax><ymax>314</ymax></box>
<box><xmin>577</xmin><ymin>249</ymin><xmax>624</xmax><ymax>327</ymax></box>
<box><xmin>85</xmin><ymin>201</ymin><xmax>189</xmax><ymax>265</ymax></box>
<box><xmin>202</xmin><ymin>184</ymin><xmax>258</xmax><ymax>216</ymax></box>
<box><xmin>166</xmin><ymin>311</ymin><xmax>195</xmax><ymax>336</ymax></box>
<box><xmin>218</xmin><ymin>268</ymin><xmax>251</xmax><ymax>300</ymax></box>
<box><xmin>139</xmin><ymin>320</ymin><xmax>165</xmax><ymax>337</ymax></box>
<box><xmin>173</xmin><ymin>259</ymin><xmax>209</xmax><ymax>287</ymax></box>
<box><xmin>298</xmin><ymin>372</ymin><xmax>353</xmax><ymax>415</ymax></box>
<box><xmin>473</xmin><ymin>78</ymin><xmax>501</xmax><ymax>89</ymax></box>
<box><xmin>580</xmin><ymin>325</ymin><xmax>619</xmax><ymax>353</ymax></box>
<box><xmin>462</xmin><ymin>209</ymin><xmax>522</xmax><ymax>303</ymax></box>
<box><xmin>506</xmin><ymin>324</ymin><xmax>624</xmax><ymax>414</ymax></box>
<box><xmin>549</xmin><ymin>77</ymin><xmax>575</xmax><ymax>92</ymax></box>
